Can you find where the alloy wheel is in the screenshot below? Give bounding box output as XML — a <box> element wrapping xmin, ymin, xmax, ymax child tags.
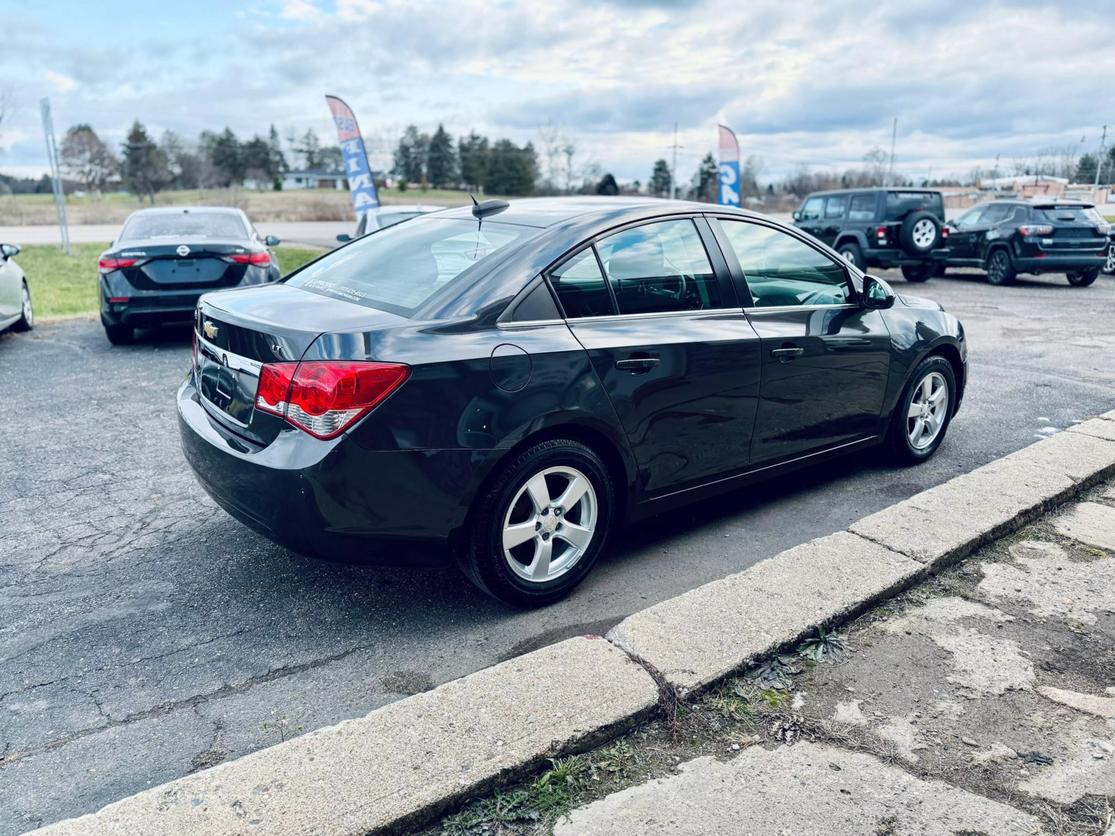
<box><xmin>907</xmin><ymin>371</ymin><xmax>948</xmax><ymax>450</ymax></box>
<box><xmin>21</xmin><ymin>285</ymin><xmax>32</xmax><ymax>326</ymax></box>
<box><xmin>988</xmin><ymin>251</ymin><xmax>1009</xmax><ymax>284</ymax></box>
<box><xmin>1105</xmin><ymin>247</ymin><xmax>1115</xmax><ymax>275</ymax></box>
<box><xmin>911</xmin><ymin>218</ymin><xmax>936</xmax><ymax>249</ymax></box>
<box><xmin>501</xmin><ymin>465</ymin><xmax>597</xmax><ymax>583</ymax></box>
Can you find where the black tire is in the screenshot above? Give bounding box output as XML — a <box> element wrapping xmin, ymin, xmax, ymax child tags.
<box><xmin>12</xmin><ymin>282</ymin><xmax>33</xmax><ymax>332</ymax></box>
<box><xmin>887</xmin><ymin>355</ymin><xmax>957</xmax><ymax>465</ymax></box>
<box><xmin>1066</xmin><ymin>268</ymin><xmax>1099</xmax><ymax>287</ymax></box>
<box><xmin>900</xmin><ymin>211</ymin><xmax>941</xmax><ymax>255</ymax></box>
<box><xmin>933</xmin><ymin>261</ymin><xmax>947</xmax><ymax>278</ymax></box>
<box><xmin>900</xmin><ymin>263</ymin><xmax>933</xmax><ymax>283</ymax></box>
<box><xmin>104</xmin><ymin>323</ymin><xmax>135</xmax><ymax>345</ymax></box>
<box><xmin>459</xmin><ymin>439</ymin><xmax>615</xmax><ymax>607</ymax></box>
<box><xmin>836</xmin><ymin>241</ymin><xmax>864</xmax><ymax>271</ymax></box>
<box><xmin>985</xmin><ymin>248</ymin><xmax>1015</xmax><ymax>286</ymax></box>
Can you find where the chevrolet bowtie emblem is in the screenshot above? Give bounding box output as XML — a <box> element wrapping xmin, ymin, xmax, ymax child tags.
<box><xmin>203</xmin><ymin>320</ymin><xmax>218</xmax><ymax>340</ymax></box>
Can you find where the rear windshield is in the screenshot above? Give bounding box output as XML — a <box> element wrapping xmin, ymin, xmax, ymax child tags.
<box><xmin>886</xmin><ymin>191</ymin><xmax>944</xmax><ymax>217</ymax></box>
<box><xmin>120</xmin><ymin>212</ymin><xmax>248</xmax><ymax>241</ymax></box>
<box><xmin>1034</xmin><ymin>205</ymin><xmax>1104</xmax><ymax>224</ymax></box>
<box><xmin>287</xmin><ymin>217</ymin><xmax>531</xmax><ymax>316</ymax></box>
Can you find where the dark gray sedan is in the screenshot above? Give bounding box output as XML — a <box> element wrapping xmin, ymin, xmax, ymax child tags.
<box><xmin>99</xmin><ymin>206</ymin><xmax>281</xmax><ymax>345</ymax></box>
<box><xmin>179</xmin><ymin>197</ymin><xmax>967</xmax><ymax>607</ymax></box>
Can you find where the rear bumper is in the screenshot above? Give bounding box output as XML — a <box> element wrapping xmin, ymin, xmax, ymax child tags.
<box><xmin>100</xmin><ymin>268</ymin><xmax>274</xmax><ymax>328</ymax></box>
<box><xmin>866</xmin><ymin>247</ymin><xmax>949</xmax><ymax>268</ymax></box>
<box><xmin>1012</xmin><ymin>254</ymin><xmax>1107</xmax><ymax>274</ymax></box>
<box><xmin>177</xmin><ymin>377</ymin><xmax>500</xmax><ymax>560</ymax></box>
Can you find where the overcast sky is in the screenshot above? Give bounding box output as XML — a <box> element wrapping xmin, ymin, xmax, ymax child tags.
<box><xmin>2</xmin><ymin>0</ymin><xmax>1111</xmax><ymax>185</ymax></box>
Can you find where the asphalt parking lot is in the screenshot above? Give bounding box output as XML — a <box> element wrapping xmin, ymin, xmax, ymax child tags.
<box><xmin>2</xmin><ymin>269</ymin><xmax>1114</xmax><ymax>833</ymax></box>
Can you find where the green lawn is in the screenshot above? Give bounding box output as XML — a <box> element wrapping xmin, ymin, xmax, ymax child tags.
<box><xmin>18</xmin><ymin>242</ymin><xmax>323</xmax><ymax>321</ymax></box>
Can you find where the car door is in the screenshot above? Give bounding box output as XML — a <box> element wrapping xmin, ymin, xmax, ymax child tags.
<box><xmin>945</xmin><ymin>206</ymin><xmax>985</xmax><ymax>262</ymax></box>
<box><xmin>550</xmin><ymin>217</ymin><xmax>763</xmax><ymax>496</ymax></box>
<box><xmin>711</xmin><ymin>217</ymin><xmax>892</xmax><ymax>464</ymax></box>
<box><xmin>0</xmin><ymin>246</ymin><xmax>20</xmax><ymax>320</ymax></box>
<box><xmin>968</xmin><ymin>203</ymin><xmax>1013</xmax><ymax>262</ymax></box>
<box><xmin>796</xmin><ymin>196</ymin><xmax>825</xmax><ymax>240</ymax></box>
<box><xmin>818</xmin><ymin>194</ymin><xmax>849</xmax><ymax>247</ymax></box>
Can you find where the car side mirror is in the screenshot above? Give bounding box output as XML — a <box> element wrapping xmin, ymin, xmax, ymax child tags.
<box><xmin>792</xmin><ymin>210</ymin><xmax>801</xmax><ymax>221</ymax></box>
<box><xmin>336</xmin><ymin>233</ymin><xmax>352</xmax><ymax>243</ymax></box>
<box><xmin>0</xmin><ymin>243</ymin><xmax>19</xmax><ymax>259</ymax></box>
<box><xmin>862</xmin><ymin>274</ymin><xmax>896</xmax><ymax>309</ymax></box>
<box><xmin>264</xmin><ymin>235</ymin><xmax>281</xmax><ymax>247</ymax></box>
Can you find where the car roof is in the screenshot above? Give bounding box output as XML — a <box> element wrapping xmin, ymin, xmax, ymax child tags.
<box><xmin>125</xmin><ymin>206</ymin><xmax>247</xmax><ymax>216</ymax></box>
<box><xmin>433</xmin><ymin>196</ymin><xmax>738</xmax><ymax>229</ymax></box>
<box><xmin>375</xmin><ymin>204</ymin><xmax>446</xmax><ymax>213</ymax></box>
<box><xmin>803</xmin><ymin>188</ymin><xmax>941</xmax><ymax>198</ymax></box>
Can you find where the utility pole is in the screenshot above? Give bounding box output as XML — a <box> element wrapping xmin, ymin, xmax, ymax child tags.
<box><xmin>39</xmin><ymin>98</ymin><xmax>71</xmax><ymax>256</ymax></box>
<box><xmin>1093</xmin><ymin>124</ymin><xmax>1107</xmax><ymax>189</ymax></box>
<box><xmin>669</xmin><ymin>122</ymin><xmax>682</xmax><ymax>200</ymax></box>
<box><xmin>886</xmin><ymin>117</ymin><xmax>897</xmax><ymax>187</ymax></box>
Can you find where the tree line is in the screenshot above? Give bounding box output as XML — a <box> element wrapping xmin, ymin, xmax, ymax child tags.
<box><xmin>54</xmin><ymin>121</ymin><xmax>349</xmax><ymax>200</ymax></box>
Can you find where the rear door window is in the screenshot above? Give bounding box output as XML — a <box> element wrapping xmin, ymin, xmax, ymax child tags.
<box><xmin>1035</xmin><ymin>205</ymin><xmax>1105</xmax><ymax>224</ymax></box>
<box><xmin>120</xmin><ymin>212</ymin><xmax>248</xmax><ymax>241</ymax></box>
<box><xmin>550</xmin><ymin>249</ymin><xmax>614</xmax><ymax>319</ymax></box>
<box><xmin>595</xmin><ymin>219</ymin><xmax>724</xmax><ymax>315</ymax></box>
<box><xmin>824</xmin><ymin>195</ymin><xmax>848</xmax><ymax>219</ymax></box>
<box><xmin>977</xmin><ymin>204</ymin><xmax>1014</xmax><ymax>225</ymax></box>
<box><xmin>886</xmin><ymin>191</ymin><xmax>944</xmax><ymax>218</ymax></box>
<box><xmin>848</xmin><ymin>194</ymin><xmax>877</xmax><ymax>221</ymax></box>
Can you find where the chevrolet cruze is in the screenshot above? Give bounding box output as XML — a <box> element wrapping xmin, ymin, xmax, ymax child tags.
<box><xmin>178</xmin><ymin>197</ymin><xmax>967</xmax><ymax>607</ymax></box>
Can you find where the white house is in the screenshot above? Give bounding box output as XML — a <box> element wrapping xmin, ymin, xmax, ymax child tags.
<box><xmin>281</xmin><ymin>170</ymin><xmax>348</xmax><ymax>190</ymax></box>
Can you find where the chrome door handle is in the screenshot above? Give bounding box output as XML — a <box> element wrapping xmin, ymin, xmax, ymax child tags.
<box><xmin>615</xmin><ymin>357</ymin><xmax>660</xmax><ymax>373</ymax></box>
<box><xmin>770</xmin><ymin>347</ymin><xmax>805</xmax><ymax>362</ymax></box>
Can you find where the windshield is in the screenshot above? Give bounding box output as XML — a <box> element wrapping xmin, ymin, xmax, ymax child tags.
<box><xmin>120</xmin><ymin>212</ymin><xmax>248</xmax><ymax>241</ymax></box>
<box><xmin>287</xmin><ymin>217</ymin><xmax>531</xmax><ymax>316</ymax></box>
<box><xmin>887</xmin><ymin>191</ymin><xmax>944</xmax><ymax>217</ymax></box>
<box><xmin>1034</xmin><ymin>205</ymin><xmax>1104</xmax><ymax>225</ymax></box>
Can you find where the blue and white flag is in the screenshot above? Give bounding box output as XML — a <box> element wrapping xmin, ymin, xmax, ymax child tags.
<box><xmin>718</xmin><ymin>124</ymin><xmax>741</xmax><ymax>207</ymax></box>
<box><xmin>325</xmin><ymin>94</ymin><xmax>380</xmax><ymax>216</ymax></box>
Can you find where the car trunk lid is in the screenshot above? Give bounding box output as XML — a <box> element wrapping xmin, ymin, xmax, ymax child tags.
<box><xmin>195</xmin><ymin>283</ymin><xmax>408</xmax><ymax>445</ymax></box>
<box><xmin>115</xmin><ymin>240</ymin><xmax>254</xmax><ymax>289</ymax></box>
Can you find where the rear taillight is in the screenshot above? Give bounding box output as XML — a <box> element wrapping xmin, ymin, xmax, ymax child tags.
<box><xmin>226</xmin><ymin>251</ymin><xmax>272</xmax><ymax>266</ymax></box>
<box><xmin>99</xmin><ymin>257</ymin><xmax>137</xmax><ymax>271</ymax></box>
<box><xmin>1017</xmin><ymin>224</ymin><xmax>1054</xmax><ymax>237</ymax></box>
<box><xmin>875</xmin><ymin>225</ymin><xmax>887</xmax><ymax>240</ymax></box>
<box><xmin>256</xmin><ymin>361</ymin><xmax>410</xmax><ymax>439</ymax></box>
<box><xmin>940</xmin><ymin>226</ymin><xmax>949</xmax><ymax>239</ymax></box>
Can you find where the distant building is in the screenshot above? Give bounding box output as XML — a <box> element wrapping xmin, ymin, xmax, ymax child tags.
<box><xmin>281</xmin><ymin>170</ymin><xmax>348</xmax><ymax>190</ymax></box>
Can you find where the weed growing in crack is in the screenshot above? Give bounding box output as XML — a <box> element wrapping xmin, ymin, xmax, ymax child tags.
<box><xmin>797</xmin><ymin>627</ymin><xmax>849</xmax><ymax>664</ymax></box>
<box><xmin>261</xmin><ymin>712</ymin><xmax>303</xmax><ymax>743</ymax></box>
<box><xmin>706</xmin><ymin>680</ymin><xmax>754</xmax><ymax>722</ymax></box>
<box><xmin>749</xmin><ymin>654</ymin><xmax>800</xmax><ymax>690</ymax></box>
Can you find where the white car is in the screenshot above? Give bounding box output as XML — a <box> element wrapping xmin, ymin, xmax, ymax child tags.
<box><xmin>336</xmin><ymin>204</ymin><xmax>446</xmax><ymax>243</ymax></box>
<box><xmin>0</xmin><ymin>243</ymin><xmax>33</xmax><ymax>334</ymax></box>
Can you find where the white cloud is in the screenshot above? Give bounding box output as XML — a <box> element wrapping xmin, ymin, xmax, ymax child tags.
<box><xmin>44</xmin><ymin>70</ymin><xmax>77</xmax><ymax>93</ymax></box>
<box><xmin>279</xmin><ymin>0</ymin><xmax>323</xmax><ymax>21</ymax></box>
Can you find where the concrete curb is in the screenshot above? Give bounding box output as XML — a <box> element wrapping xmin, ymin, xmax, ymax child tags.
<box><xmin>32</xmin><ymin>410</ymin><xmax>1115</xmax><ymax>835</ymax></box>
<box><xmin>32</xmin><ymin>638</ymin><xmax>659</xmax><ymax>835</ymax></box>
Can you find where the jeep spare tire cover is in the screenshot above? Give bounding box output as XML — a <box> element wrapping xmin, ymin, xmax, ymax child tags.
<box><xmin>900</xmin><ymin>210</ymin><xmax>941</xmax><ymax>254</ymax></box>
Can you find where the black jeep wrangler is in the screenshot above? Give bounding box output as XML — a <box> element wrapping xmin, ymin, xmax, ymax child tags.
<box><xmin>793</xmin><ymin>188</ymin><xmax>948</xmax><ymax>281</ymax></box>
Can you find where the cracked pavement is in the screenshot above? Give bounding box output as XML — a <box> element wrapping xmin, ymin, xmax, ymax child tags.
<box><xmin>2</xmin><ymin>270</ymin><xmax>1115</xmax><ymax>833</ymax></box>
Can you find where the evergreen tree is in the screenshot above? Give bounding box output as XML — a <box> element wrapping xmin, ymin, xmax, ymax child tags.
<box><xmin>595</xmin><ymin>173</ymin><xmax>619</xmax><ymax>195</ymax></box>
<box><xmin>691</xmin><ymin>152</ymin><xmax>718</xmax><ymax>202</ymax></box>
<box><xmin>268</xmin><ymin>125</ymin><xmax>288</xmax><ymax>188</ymax></box>
<box><xmin>458</xmin><ymin>132</ymin><xmax>489</xmax><ymax>192</ymax></box>
<box><xmin>392</xmin><ymin>125</ymin><xmax>428</xmax><ymax>184</ymax></box>
<box><xmin>649</xmin><ymin>159</ymin><xmax>671</xmax><ymax>197</ymax></box>
<box><xmin>121</xmin><ymin>121</ymin><xmax>168</xmax><ymax>203</ymax></box>
<box><xmin>483</xmin><ymin>139</ymin><xmax>537</xmax><ymax>196</ymax></box>
<box><xmin>426</xmin><ymin>124</ymin><xmax>457</xmax><ymax>189</ymax></box>
<box><xmin>209</xmin><ymin>128</ymin><xmax>243</xmax><ymax>186</ymax></box>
